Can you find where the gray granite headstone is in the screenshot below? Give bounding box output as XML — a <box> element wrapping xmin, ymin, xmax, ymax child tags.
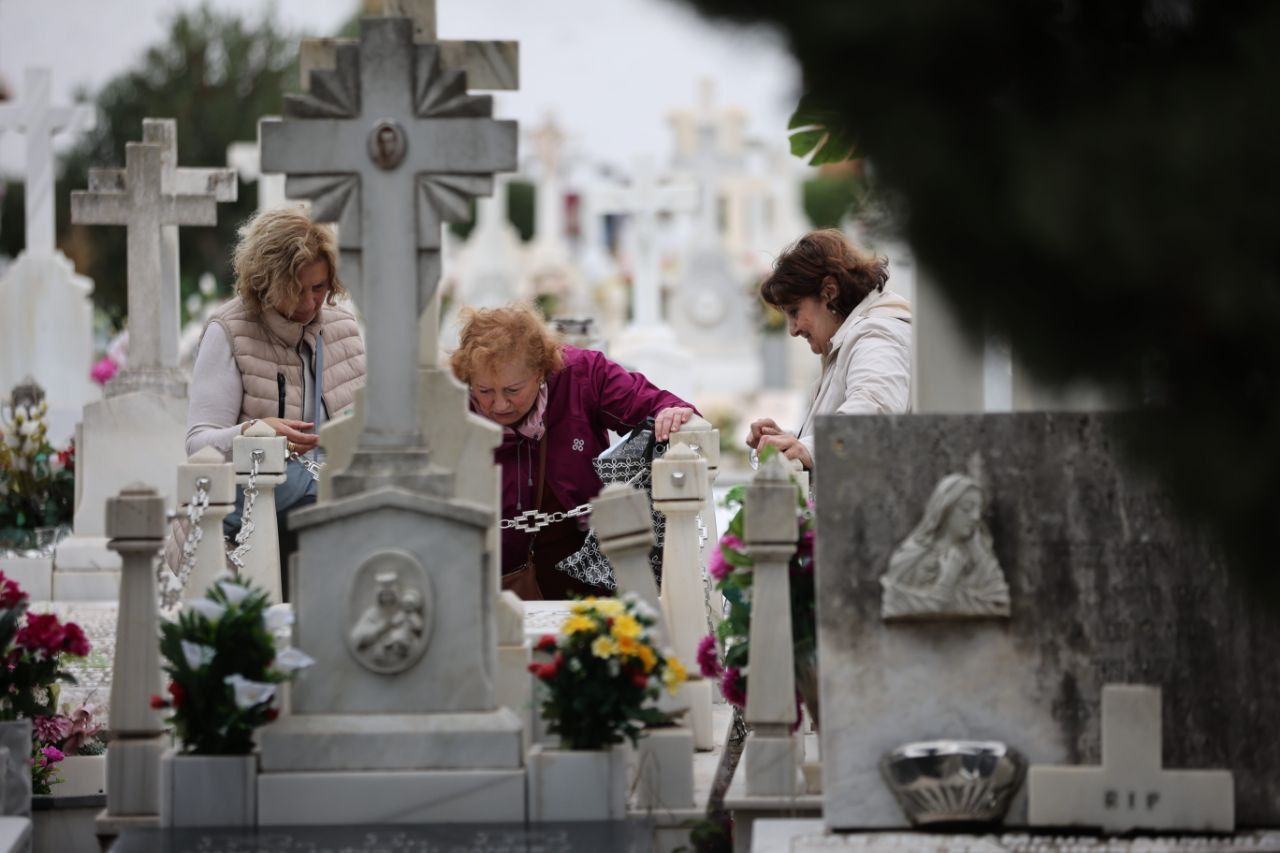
<box><xmin>813</xmin><ymin>413</ymin><xmax>1279</xmax><ymax>829</ymax></box>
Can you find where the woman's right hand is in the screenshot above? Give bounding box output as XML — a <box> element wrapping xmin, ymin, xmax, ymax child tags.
<box><xmin>746</xmin><ymin>417</ymin><xmax>784</xmax><ymax>449</ymax></box>
<box><xmin>246</xmin><ymin>417</ymin><xmax>319</xmax><ymax>453</ymax></box>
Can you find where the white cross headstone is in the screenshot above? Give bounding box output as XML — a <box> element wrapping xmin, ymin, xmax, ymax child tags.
<box><xmin>1027</xmin><ymin>684</ymin><xmax>1234</xmax><ymax>832</ymax></box>
<box><xmin>0</xmin><ymin>68</ymin><xmax>95</xmax><ymax>254</ymax></box>
<box><xmin>261</xmin><ymin>18</ymin><xmax>516</xmax><ymax>465</ymax></box>
<box><xmin>526</xmin><ymin>117</ymin><xmax>583</xmax><ymax>315</ymax></box>
<box><xmin>227</xmin><ymin>137</ymin><xmax>287</xmax><ymax>212</ymax></box>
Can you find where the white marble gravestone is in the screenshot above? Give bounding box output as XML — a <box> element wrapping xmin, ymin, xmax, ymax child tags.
<box><xmin>1028</xmin><ymin>685</ymin><xmax>1233</xmax><ymax>833</ymax></box>
<box><xmin>596</xmin><ymin>158</ymin><xmax>698</xmax><ymax>401</ymax></box>
<box><xmin>0</xmin><ymin>68</ymin><xmax>99</xmax><ymax>438</ymax></box>
<box><xmin>58</xmin><ymin>131</ymin><xmax>234</xmax><ymax>588</ymax></box>
<box><xmin>254</xmin><ymin>16</ymin><xmax>524</xmax><ymax>824</ymax></box>
<box><xmin>526</xmin><ymin>117</ymin><xmax>584</xmax><ymax>315</ymax></box>
<box><xmin>227</xmin><ymin>137</ymin><xmax>287</xmax><ymax>212</ymax></box>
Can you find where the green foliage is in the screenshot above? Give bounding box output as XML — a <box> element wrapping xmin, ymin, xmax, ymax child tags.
<box><xmin>676</xmin><ymin>0</ymin><xmax>1280</xmax><ymax>599</ymax></box>
<box><xmin>56</xmin><ymin>6</ymin><xmax>299</xmax><ymax>327</ymax></box>
<box><xmin>158</xmin><ymin>578</ymin><xmax>309</xmax><ymax>755</ymax></box>
<box><xmin>802</xmin><ymin>172</ymin><xmax>872</xmax><ymax>230</ymax></box>
<box><xmin>529</xmin><ymin>596</ymin><xmax>686</xmax><ymax>751</ymax></box>
<box><xmin>788</xmin><ymin>94</ymin><xmax>858</xmax><ymax>166</ymax></box>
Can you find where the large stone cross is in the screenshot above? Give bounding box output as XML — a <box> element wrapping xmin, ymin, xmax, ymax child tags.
<box><xmin>91</xmin><ymin>120</ymin><xmax>237</xmax><ymax>380</ymax></box>
<box><xmin>593</xmin><ymin>159</ymin><xmax>697</xmax><ymax>328</ymax></box>
<box><xmin>668</xmin><ymin>79</ymin><xmax>746</xmax><ymax>249</ymax></box>
<box><xmin>0</xmin><ymin>68</ymin><xmax>95</xmax><ymax>254</ymax></box>
<box><xmin>1027</xmin><ymin>684</ymin><xmax>1234</xmax><ymax>832</ymax></box>
<box><xmin>71</xmin><ymin>143</ymin><xmax>218</xmax><ymax>396</ymax></box>
<box><xmin>260</xmin><ymin>17</ymin><xmax>516</xmax><ymax>451</ymax></box>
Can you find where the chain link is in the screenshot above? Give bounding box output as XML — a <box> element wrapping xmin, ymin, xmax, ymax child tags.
<box><xmin>289</xmin><ymin>450</ymin><xmax>323</xmax><ymax>481</ymax></box>
<box><xmin>227</xmin><ymin>449</ymin><xmax>263</xmax><ymax>570</ymax></box>
<box><xmin>498</xmin><ymin>466</ymin><xmax>647</xmax><ymax>532</ymax></box>
<box><xmin>177</xmin><ymin>478</ymin><xmax>210</xmax><ymax>590</ymax></box>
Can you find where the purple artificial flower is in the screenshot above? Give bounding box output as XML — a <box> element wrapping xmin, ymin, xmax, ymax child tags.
<box><xmin>32</xmin><ymin>715</ymin><xmax>71</xmax><ymax>746</ymax></box>
<box><xmin>696</xmin><ymin>634</ymin><xmax>722</xmax><ymax>678</ymax></box>
<box><xmin>720</xmin><ymin>666</ymin><xmax>747</xmax><ymax>707</ymax></box>
<box><xmin>40</xmin><ymin>746</ymin><xmax>64</xmax><ymax>764</ymax></box>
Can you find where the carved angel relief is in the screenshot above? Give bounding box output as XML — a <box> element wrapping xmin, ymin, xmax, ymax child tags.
<box><xmin>881</xmin><ymin>473</ymin><xmax>1010</xmax><ymax>621</ymax></box>
<box><xmin>347</xmin><ymin>551</ymin><xmax>432</xmax><ymax>673</ymax></box>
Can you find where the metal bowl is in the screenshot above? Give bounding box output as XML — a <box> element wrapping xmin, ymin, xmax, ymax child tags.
<box><xmin>880</xmin><ymin>740</ymin><xmax>1025</xmax><ymax>826</ymax></box>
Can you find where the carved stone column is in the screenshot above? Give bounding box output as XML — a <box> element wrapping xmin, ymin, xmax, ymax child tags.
<box><xmin>231</xmin><ymin>421</ymin><xmax>288</xmax><ymax>602</ymax></box>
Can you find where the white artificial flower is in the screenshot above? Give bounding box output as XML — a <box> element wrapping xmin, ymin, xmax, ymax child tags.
<box><xmin>263</xmin><ymin>603</ymin><xmax>294</xmax><ymax>632</ymax></box>
<box><xmin>216</xmin><ymin>580</ymin><xmax>251</xmax><ymax>606</ymax></box>
<box><xmin>223</xmin><ymin>674</ymin><xmax>276</xmax><ymax>710</ymax></box>
<box><xmin>632</xmin><ymin>599</ymin><xmax>659</xmax><ymax>623</ymax></box>
<box><xmin>272</xmin><ymin>647</ymin><xmax>315</xmax><ymax>674</ymax></box>
<box><xmin>187</xmin><ymin>597</ymin><xmax>226</xmax><ymax>623</ymax></box>
<box><xmin>180</xmin><ymin>640</ymin><xmax>216</xmax><ymax>669</ymax></box>
<box><xmin>48</xmin><ymin>455</ymin><xmax>64</xmax><ymax>474</ymax></box>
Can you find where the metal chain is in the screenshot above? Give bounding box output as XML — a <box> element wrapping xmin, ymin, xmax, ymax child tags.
<box><xmin>497</xmin><ymin>466</ymin><xmax>647</xmax><ymax>532</ymax></box>
<box><xmin>288</xmin><ymin>450</ymin><xmax>323</xmax><ymax>481</ymax></box>
<box><xmin>176</xmin><ymin>478</ymin><xmax>210</xmax><ymax>591</ymax></box>
<box><xmin>227</xmin><ymin>449</ymin><xmax>263</xmax><ymax>570</ymax></box>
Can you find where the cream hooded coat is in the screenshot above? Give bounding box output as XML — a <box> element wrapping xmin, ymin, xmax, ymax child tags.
<box><xmin>797</xmin><ymin>287</ymin><xmax>913</xmax><ymax>462</ymax></box>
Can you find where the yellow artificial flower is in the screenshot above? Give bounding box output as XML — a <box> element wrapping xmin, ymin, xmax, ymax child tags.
<box><xmin>662</xmin><ymin>656</ymin><xmax>688</xmax><ymax>693</ymax></box>
<box><xmin>570</xmin><ymin>597</ymin><xmax>597</xmax><ymax>615</ymax></box>
<box><xmin>591</xmin><ymin>636</ymin><xmax>617</xmax><ymax>658</ymax></box>
<box><xmin>562</xmin><ymin>614</ymin><xmax>596</xmax><ymax>635</ymax></box>
<box><xmin>610</xmin><ymin>614</ymin><xmax>642</xmax><ymax>640</ymax></box>
<box><xmin>594</xmin><ymin>598</ymin><xmax>625</xmax><ymax>618</ymax></box>
<box><xmin>635</xmin><ymin>644</ymin><xmax>657</xmax><ymax>673</ymax></box>
<box><xmin>615</xmin><ymin>635</ymin><xmax>640</xmax><ymax>658</ymax></box>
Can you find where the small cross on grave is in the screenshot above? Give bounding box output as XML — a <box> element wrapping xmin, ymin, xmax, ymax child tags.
<box><xmin>0</xmin><ymin>68</ymin><xmax>95</xmax><ymax>254</ymax></box>
<box><xmin>593</xmin><ymin>159</ymin><xmax>697</xmax><ymax>328</ymax></box>
<box><xmin>1027</xmin><ymin>684</ymin><xmax>1234</xmax><ymax>833</ymax></box>
<box><xmin>71</xmin><ymin>142</ymin><xmax>219</xmax><ymax>397</ymax></box>
<box><xmin>260</xmin><ymin>16</ymin><xmax>516</xmax><ymax>456</ymax></box>
<box><xmin>90</xmin><ymin>119</ymin><xmax>237</xmax><ymax>380</ymax></box>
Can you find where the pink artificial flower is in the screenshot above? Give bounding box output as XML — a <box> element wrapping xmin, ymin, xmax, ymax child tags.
<box><xmin>709</xmin><ymin>534</ymin><xmax>744</xmax><ymax>582</ymax></box>
<box><xmin>696</xmin><ymin>634</ymin><xmax>722</xmax><ymax>678</ymax></box>
<box><xmin>61</xmin><ymin>704</ymin><xmax>102</xmax><ymax>754</ymax></box>
<box><xmin>16</xmin><ymin>613</ymin><xmax>66</xmax><ymax>655</ymax></box>
<box><xmin>32</xmin><ymin>715</ymin><xmax>71</xmax><ymax>745</ymax></box>
<box><xmin>90</xmin><ymin>355</ymin><xmax>119</xmax><ymax>385</ymax></box>
<box><xmin>40</xmin><ymin>746</ymin><xmax>64</xmax><ymax>764</ymax></box>
<box><xmin>60</xmin><ymin>622</ymin><xmax>90</xmax><ymax>657</ymax></box>
<box><xmin>720</xmin><ymin>666</ymin><xmax>747</xmax><ymax>707</ymax></box>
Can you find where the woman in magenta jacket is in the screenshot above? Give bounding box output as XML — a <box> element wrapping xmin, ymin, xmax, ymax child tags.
<box><xmin>450</xmin><ymin>304</ymin><xmax>696</xmax><ymax>600</ymax></box>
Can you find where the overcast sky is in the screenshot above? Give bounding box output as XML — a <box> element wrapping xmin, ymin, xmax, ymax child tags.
<box><xmin>0</xmin><ymin>0</ymin><xmax>803</xmax><ymax>177</ymax></box>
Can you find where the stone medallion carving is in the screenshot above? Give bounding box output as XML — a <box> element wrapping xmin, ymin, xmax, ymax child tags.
<box><xmin>880</xmin><ymin>473</ymin><xmax>1010</xmax><ymax>620</ymax></box>
<box><xmin>367</xmin><ymin>119</ymin><xmax>407</xmax><ymax>170</ymax></box>
<box><xmin>346</xmin><ymin>549</ymin><xmax>432</xmax><ymax>673</ymax></box>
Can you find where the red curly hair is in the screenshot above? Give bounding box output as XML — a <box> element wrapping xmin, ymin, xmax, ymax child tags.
<box><xmin>449</xmin><ymin>304</ymin><xmax>565</xmax><ymax>385</ymax></box>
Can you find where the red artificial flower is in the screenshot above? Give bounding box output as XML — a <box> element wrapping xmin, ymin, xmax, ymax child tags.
<box><xmin>60</xmin><ymin>622</ymin><xmax>90</xmax><ymax>658</ymax></box>
<box><xmin>167</xmin><ymin>682</ymin><xmax>185</xmax><ymax>708</ymax></box>
<box><xmin>630</xmin><ymin>670</ymin><xmax>649</xmax><ymax>689</ymax></box>
<box><xmin>535</xmin><ymin>634</ymin><xmax>558</xmax><ymax>653</ymax></box>
<box><xmin>696</xmin><ymin>634</ymin><xmax>722</xmax><ymax>679</ymax></box>
<box><xmin>0</xmin><ymin>575</ymin><xmax>26</xmax><ymax>610</ymax></box>
<box><xmin>264</xmin><ymin>707</ymin><xmax>279</xmax><ymax>722</ymax></box>
<box><xmin>15</xmin><ymin>613</ymin><xmax>66</xmax><ymax>655</ymax></box>
<box><xmin>720</xmin><ymin>667</ymin><xmax>747</xmax><ymax>707</ymax></box>
<box><xmin>149</xmin><ymin>695</ymin><xmax>169</xmax><ymax>709</ymax></box>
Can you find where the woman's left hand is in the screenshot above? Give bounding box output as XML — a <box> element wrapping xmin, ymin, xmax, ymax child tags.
<box><xmin>758</xmin><ymin>432</ymin><xmax>814</xmax><ymax>470</ymax></box>
<box><xmin>654</xmin><ymin>406</ymin><xmax>695</xmax><ymax>441</ymax></box>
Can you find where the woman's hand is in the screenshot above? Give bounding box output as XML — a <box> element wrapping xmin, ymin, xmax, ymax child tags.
<box><xmin>654</xmin><ymin>406</ymin><xmax>694</xmax><ymax>441</ymax></box>
<box><xmin>248</xmin><ymin>417</ymin><xmax>320</xmax><ymax>454</ymax></box>
<box><xmin>746</xmin><ymin>417</ymin><xmax>783</xmax><ymax>449</ymax></box>
<box><xmin>757</xmin><ymin>432</ymin><xmax>814</xmax><ymax>470</ymax></box>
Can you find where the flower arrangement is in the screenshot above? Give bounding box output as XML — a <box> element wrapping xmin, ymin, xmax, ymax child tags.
<box><xmin>29</xmin><ymin>701</ymin><xmax>106</xmax><ymax>795</ymax></box>
<box><xmin>0</xmin><ymin>385</ymin><xmax>75</xmax><ymax>553</ymax></box>
<box><xmin>529</xmin><ymin>594</ymin><xmax>687</xmax><ymax>751</ymax></box>
<box><xmin>154</xmin><ymin>576</ymin><xmax>313</xmax><ymax>754</ymax></box>
<box><xmin>698</xmin><ymin>447</ymin><xmax>818</xmax><ymax>726</ymax></box>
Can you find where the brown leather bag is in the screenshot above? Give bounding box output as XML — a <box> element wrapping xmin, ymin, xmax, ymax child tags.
<box><xmin>500</xmin><ymin>435</ymin><xmax>546</xmax><ymax>601</ymax></box>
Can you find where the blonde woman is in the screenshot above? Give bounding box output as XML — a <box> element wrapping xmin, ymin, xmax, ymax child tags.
<box><xmin>186</xmin><ymin>207</ymin><xmax>366</xmax><ymax>567</ymax></box>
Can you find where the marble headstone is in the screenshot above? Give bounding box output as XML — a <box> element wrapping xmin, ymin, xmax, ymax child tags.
<box><xmin>813</xmin><ymin>413</ymin><xmax>1277</xmax><ymax>829</ymax></box>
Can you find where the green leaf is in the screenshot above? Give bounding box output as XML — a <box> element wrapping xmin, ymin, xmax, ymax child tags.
<box><xmin>787</xmin><ymin>95</ymin><xmax>859</xmax><ymax>166</ymax></box>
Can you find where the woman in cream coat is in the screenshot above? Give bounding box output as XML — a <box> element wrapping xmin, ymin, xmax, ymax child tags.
<box><xmin>747</xmin><ymin>229</ymin><xmax>912</xmax><ymax>470</ymax></box>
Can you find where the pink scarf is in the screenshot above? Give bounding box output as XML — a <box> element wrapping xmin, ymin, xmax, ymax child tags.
<box><xmin>505</xmin><ymin>382</ymin><xmax>548</xmax><ymax>441</ymax></box>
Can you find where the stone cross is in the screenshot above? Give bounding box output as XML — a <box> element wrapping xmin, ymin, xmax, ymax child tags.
<box><xmin>91</xmin><ymin>119</ymin><xmax>238</xmax><ymax>380</ymax></box>
<box><xmin>227</xmin><ymin>138</ymin><xmax>287</xmax><ymax>212</ymax></box>
<box><xmin>261</xmin><ymin>17</ymin><xmax>516</xmax><ymax>452</ymax></box>
<box><xmin>668</xmin><ymin>79</ymin><xmax>746</xmax><ymax>250</ymax></box>
<box><xmin>71</xmin><ymin>141</ymin><xmax>219</xmax><ymax>397</ymax></box>
<box><xmin>594</xmin><ymin>158</ymin><xmax>697</xmax><ymax>327</ymax></box>
<box><xmin>0</xmin><ymin>68</ymin><xmax>95</xmax><ymax>254</ymax></box>
<box><xmin>1027</xmin><ymin>684</ymin><xmax>1234</xmax><ymax>832</ymax></box>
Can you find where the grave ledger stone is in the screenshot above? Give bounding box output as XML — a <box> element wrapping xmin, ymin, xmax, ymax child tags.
<box><xmin>813</xmin><ymin>413</ymin><xmax>1275</xmax><ymax>829</ymax></box>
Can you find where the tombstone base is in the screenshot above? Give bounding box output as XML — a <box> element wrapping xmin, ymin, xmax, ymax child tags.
<box><xmin>0</xmin><ymin>557</ymin><xmax>52</xmax><ymax>601</ymax></box>
<box><xmin>743</xmin><ymin>732</ymin><xmax>801</xmax><ymax>797</ymax></box>
<box><xmin>328</xmin><ymin>447</ymin><xmax>455</xmax><ymax>499</ymax></box>
<box><xmin>52</xmin><ymin>569</ymin><xmax>119</xmax><ymax>602</ymax></box>
<box><xmin>257</xmin><ymin>768</ymin><xmax>525</xmax><ymax>825</ymax></box>
<box><xmin>53</xmin><ymin>537</ymin><xmax>122</xmax><ymax>573</ymax></box>
<box><xmin>105</xmin><ymin>367</ymin><xmax>187</xmax><ymax>400</ymax></box>
<box><xmin>105</xmin><ymin>736</ymin><xmax>164</xmax><ymax>816</ymax></box>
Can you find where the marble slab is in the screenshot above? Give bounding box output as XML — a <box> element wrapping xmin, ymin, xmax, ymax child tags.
<box><xmin>812</xmin><ymin>413</ymin><xmax>1280</xmax><ymax>829</ymax></box>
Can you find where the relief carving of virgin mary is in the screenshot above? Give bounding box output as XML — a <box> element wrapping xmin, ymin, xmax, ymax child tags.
<box><xmin>880</xmin><ymin>473</ymin><xmax>1010</xmax><ymax>620</ymax></box>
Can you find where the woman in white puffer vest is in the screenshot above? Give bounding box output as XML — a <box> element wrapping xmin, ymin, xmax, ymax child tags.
<box><xmin>186</xmin><ymin>207</ymin><xmax>366</xmax><ymax>575</ymax></box>
<box><xmin>746</xmin><ymin>229</ymin><xmax>912</xmax><ymax>472</ymax></box>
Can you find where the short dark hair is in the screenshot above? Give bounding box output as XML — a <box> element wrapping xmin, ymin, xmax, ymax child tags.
<box><xmin>760</xmin><ymin>229</ymin><xmax>889</xmax><ymax>318</ymax></box>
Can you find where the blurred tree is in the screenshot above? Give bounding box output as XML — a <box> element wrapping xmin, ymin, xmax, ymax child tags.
<box><xmin>677</xmin><ymin>0</ymin><xmax>1280</xmax><ymax>598</ymax></box>
<box><xmin>53</xmin><ymin>6</ymin><xmax>300</xmax><ymax>328</ymax></box>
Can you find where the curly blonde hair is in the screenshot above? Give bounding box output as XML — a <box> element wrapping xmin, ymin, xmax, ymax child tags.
<box><xmin>231</xmin><ymin>207</ymin><xmax>346</xmax><ymax>315</ymax></box>
<box><xmin>449</xmin><ymin>304</ymin><xmax>565</xmax><ymax>385</ymax></box>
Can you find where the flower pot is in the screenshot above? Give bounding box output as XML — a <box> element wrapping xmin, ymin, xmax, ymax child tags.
<box><xmin>159</xmin><ymin>749</ymin><xmax>257</xmax><ymax>827</ymax></box>
<box><xmin>52</xmin><ymin>755</ymin><xmax>104</xmax><ymax>797</ymax></box>
<box><xmin>0</xmin><ymin>719</ymin><xmax>32</xmax><ymax>817</ymax></box>
<box><xmin>632</xmin><ymin>727</ymin><xmax>694</xmax><ymax>810</ymax></box>
<box><xmin>528</xmin><ymin>744</ymin><xmax>627</xmax><ymax>821</ymax></box>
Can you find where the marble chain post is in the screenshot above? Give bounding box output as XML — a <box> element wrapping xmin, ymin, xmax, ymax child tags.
<box><xmin>229</xmin><ymin>422</ymin><xmax>288</xmax><ymax>602</ymax></box>
<box><xmin>742</xmin><ymin>453</ymin><xmax>801</xmax><ymax>796</ymax></box>
<box><xmin>666</xmin><ymin>415</ymin><xmax>727</xmax><ymax>637</ymax></box>
<box><xmin>174</xmin><ymin>447</ymin><xmax>235</xmax><ymax>601</ymax></box>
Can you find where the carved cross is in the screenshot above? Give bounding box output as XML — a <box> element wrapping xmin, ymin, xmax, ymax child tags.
<box><xmin>71</xmin><ymin>143</ymin><xmax>217</xmax><ymax>379</ymax></box>
<box><xmin>260</xmin><ymin>17</ymin><xmax>516</xmax><ymax>449</ymax></box>
<box><xmin>0</xmin><ymin>68</ymin><xmax>95</xmax><ymax>254</ymax></box>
